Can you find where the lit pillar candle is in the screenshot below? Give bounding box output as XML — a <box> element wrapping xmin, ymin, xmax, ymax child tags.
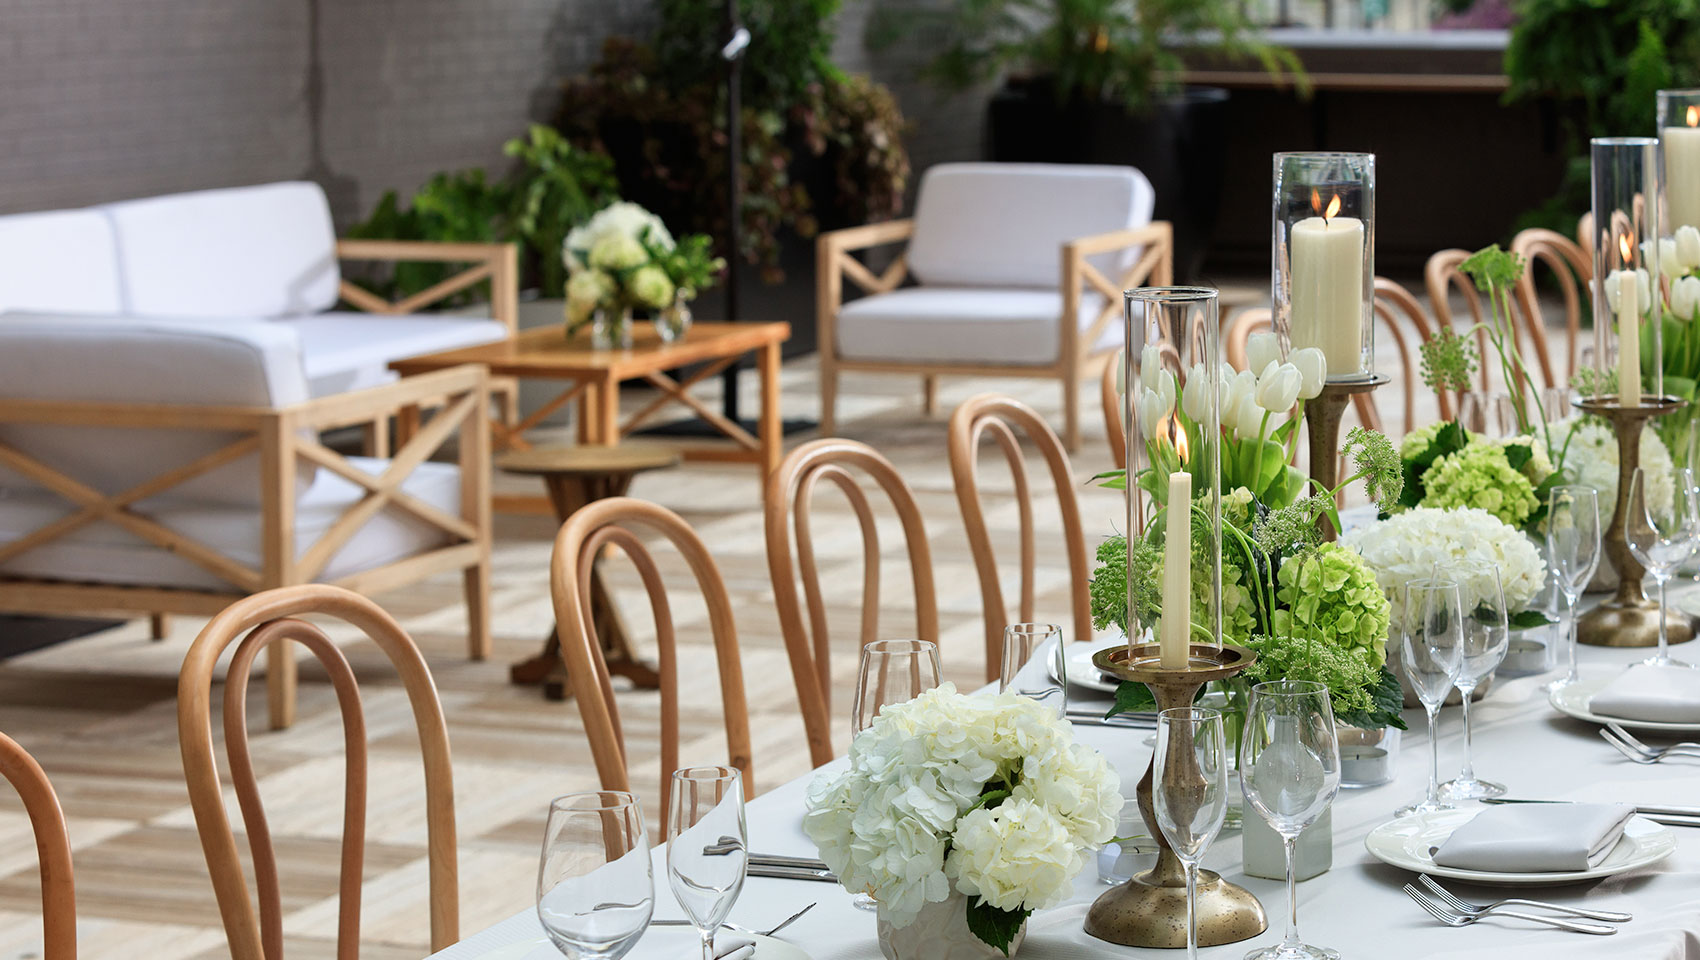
<box><xmin>1666</xmin><ymin>107</ymin><xmax>1700</xmax><ymax>233</ymax></box>
<box><xmin>1289</xmin><ymin>194</ymin><xmax>1365</xmax><ymax>378</ymax></box>
<box><xmin>1160</xmin><ymin>468</ymin><xmax>1191</xmax><ymax>670</ymax></box>
<box><xmin>1617</xmin><ymin>262</ymin><xmax>1642</xmax><ymax>407</ymax></box>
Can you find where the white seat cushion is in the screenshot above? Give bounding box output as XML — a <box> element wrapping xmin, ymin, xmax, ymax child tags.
<box><xmin>835</xmin><ymin>287</ymin><xmax>1119</xmax><ymax>366</ymax></box>
<box><xmin>0</xmin><ymin>457</ymin><xmax>460</xmax><ymax>592</ymax></box>
<box><xmin>278</xmin><ymin>311</ymin><xmax>510</xmax><ymax>397</ymax></box>
<box><xmin>0</xmin><ymin>209</ymin><xmax>123</xmax><ymax>314</ymax></box>
<box><xmin>99</xmin><ymin>181</ymin><xmax>340</xmax><ymax>318</ymax></box>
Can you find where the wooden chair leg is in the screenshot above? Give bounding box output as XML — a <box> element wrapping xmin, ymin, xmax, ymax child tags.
<box><xmin>266</xmin><ymin>638</ymin><xmax>297</xmax><ymax>731</ymax></box>
<box><xmin>922</xmin><ymin>375</ymin><xmax>939</xmax><ymax>416</ymax></box>
<box><xmin>464</xmin><ymin>560</ymin><xmax>492</xmax><ymax>661</ymax></box>
<box><xmin>1062</xmin><ymin>372</ymin><xmax>1082</xmax><ymax>452</ymax></box>
<box><xmin>149</xmin><ymin>613</ymin><xmax>169</xmax><ymax>641</ymax></box>
<box><xmin>361</xmin><ymin>417</ymin><xmax>391</xmax><ymax>458</ymax></box>
<box><xmin>820</xmin><ymin>363</ymin><xmax>839</xmax><ymax>436</ymax></box>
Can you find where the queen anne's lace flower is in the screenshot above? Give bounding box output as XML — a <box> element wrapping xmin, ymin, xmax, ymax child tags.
<box><xmin>1341</xmin><ymin>506</ymin><xmax>1548</xmax><ymax>614</ymax></box>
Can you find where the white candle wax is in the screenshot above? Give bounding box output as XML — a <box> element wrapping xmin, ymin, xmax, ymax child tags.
<box><xmin>1618</xmin><ymin>269</ymin><xmax>1642</xmax><ymax>407</ymax></box>
<box><xmin>1160</xmin><ymin>471</ymin><xmax>1191</xmax><ymax>670</ymax></box>
<box><xmin>1666</xmin><ymin>125</ymin><xmax>1700</xmax><ymax>233</ymax></box>
<box><xmin>1289</xmin><ymin>215</ymin><xmax>1365</xmax><ymax>378</ymax></box>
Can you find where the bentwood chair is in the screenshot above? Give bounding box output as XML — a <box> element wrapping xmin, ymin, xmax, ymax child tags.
<box><xmin>765</xmin><ymin>438</ymin><xmax>937</xmax><ymax>768</ymax></box>
<box><xmin>1511</xmin><ymin>228</ymin><xmax>1590</xmax><ymax>385</ymax></box>
<box><xmin>948</xmin><ymin>395</ymin><xmax>1092</xmax><ymax>670</ymax></box>
<box><xmin>178</xmin><ymin>585</ymin><xmax>458</xmax><ymax>960</ymax></box>
<box><xmin>0</xmin><ymin>732</ymin><xmax>75</xmax><ymax>960</ymax></box>
<box><xmin>551</xmin><ymin>497</ymin><xmax>758</xmax><ymax>820</ymax></box>
<box><xmin>1100</xmin><ymin>352</ymin><xmax>1125</xmax><ymax>470</ymax></box>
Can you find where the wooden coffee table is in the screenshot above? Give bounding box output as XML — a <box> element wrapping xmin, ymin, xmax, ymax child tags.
<box><xmin>391</xmin><ymin>321</ymin><xmax>789</xmax><ymax>512</ymax></box>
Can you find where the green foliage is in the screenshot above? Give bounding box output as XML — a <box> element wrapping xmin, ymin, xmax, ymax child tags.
<box><xmin>965</xmin><ymin>898</ymin><xmax>1028</xmax><ymax>956</ymax></box>
<box><xmin>1420</xmin><ymin>326</ymin><xmax>1479</xmax><ymax>396</ymax></box>
<box><xmin>1343</xmin><ymin>427</ymin><xmax>1404</xmax><ymax>514</ymax></box>
<box><xmin>1458</xmin><ymin>244</ymin><xmax>1526</xmax><ymax>293</ymax></box>
<box><xmin>642</xmin><ymin>230</ymin><xmax>725</xmax><ymax>302</ymax></box>
<box><xmin>505</xmin><ymin>125</ymin><xmax>619</xmax><ymax>298</ymax></box>
<box><xmin>344</xmin><ymin>170</ymin><xmax>508</xmax><ymax>305</ymax></box>
<box><xmin>1243</xmin><ymin>632</ymin><xmax>1404</xmax><ymax>731</ymax></box>
<box><xmin>652</xmin><ymin>0</ymin><xmax>843</xmax><ymax>110</ymax></box>
<box><xmin>1336</xmin><ymin>665</ymin><xmax>1408</xmax><ymax>732</ymax></box>
<box><xmin>1107</xmin><ymin>679</ymin><xmax>1157</xmax><ymax>717</ymax></box>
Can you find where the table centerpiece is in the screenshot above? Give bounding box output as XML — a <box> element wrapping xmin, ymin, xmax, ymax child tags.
<box><xmin>563</xmin><ymin>201</ymin><xmax>724</xmax><ymax>348</ymax></box>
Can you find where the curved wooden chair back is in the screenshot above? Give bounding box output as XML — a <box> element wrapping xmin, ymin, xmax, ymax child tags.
<box><xmin>178</xmin><ymin>585</ymin><xmax>458</xmax><ymax>960</ymax></box>
<box><xmin>948</xmin><ymin>395</ymin><xmax>1092</xmax><ymax>673</ymax></box>
<box><xmin>550</xmin><ymin>497</ymin><xmax>755</xmax><ymax>821</ymax></box>
<box><xmin>1511</xmin><ymin>228</ymin><xmax>1590</xmax><ymax>386</ymax></box>
<box><xmin>765</xmin><ymin>438</ymin><xmax>937</xmax><ymax>768</ymax></box>
<box><xmin>1578</xmin><ymin>211</ymin><xmax>1595</xmax><ymax>262</ymax></box>
<box><xmin>1223</xmin><ymin>307</ymin><xmax>1274</xmax><ymax>372</ymax></box>
<box><xmin>0</xmin><ymin>733</ymin><xmax>75</xmax><ymax>960</ymax></box>
<box><xmin>1101</xmin><ymin>351</ymin><xmax>1125</xmax><ymax>470</ymax></box>
<box><xmin>1424</xmin><ymin>249</ymin><xmax>1500</xmax><ymax>391</ymax></box>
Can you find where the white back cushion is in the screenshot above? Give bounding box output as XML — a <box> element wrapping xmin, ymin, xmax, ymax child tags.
<box><xmin>101</xmin><ymin>182</ymin><xmax>340</xmax><ymax>318</ymax></box>
<box><xmin>0</xmin><ymin>209</ymin><xmax>123</xmax><ymax>314</ymax></box>
<box><xmin>906</xmin><ymin>163</ymin><xmax>1155</xmax><ymax>289</ymax></box>
<box><xmin>0</xmin><ymin>314</ymin><xmax>312</xmax><ymax>506</ymax></box>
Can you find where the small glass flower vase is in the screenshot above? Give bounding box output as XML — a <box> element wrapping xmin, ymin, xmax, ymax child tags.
<box><xmin>1242</xmin><ymin>807</ymin><xmax>1332</xmax><ymax>882</ymax></box>
<box><xmin>656</xmin><ymin>300</ymin><xmax>693</xmax><ymax>343</ymax></box>
<box><xmin>876</xmin><ymin>892</ymin><xmax>1025</xmax><ymax>960</ymax></box>
<box><xmin>591</xmin><ymin>306</ymin><xmax>633</xmax><ymax>350</ymax></box>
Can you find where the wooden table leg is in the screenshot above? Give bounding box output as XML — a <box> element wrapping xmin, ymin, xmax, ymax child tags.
<box><xmin>596</xmin><ymin>374</ymin><xmax>620</xmax><ymax>446</ymax></box>
<box><xmin>757</xmin><ymin>340</ymin><xmax>782</xmax><ymax>480</ymax></box>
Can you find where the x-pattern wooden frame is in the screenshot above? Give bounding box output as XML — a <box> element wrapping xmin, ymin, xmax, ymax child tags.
<box><xmin>816</xmin><ymin>218</ymin><xmax>1174</xmax><ymax>451</ymax></box>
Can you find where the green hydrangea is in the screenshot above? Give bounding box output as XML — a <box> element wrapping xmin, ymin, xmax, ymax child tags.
<box><xmin>1420</xmin><ymin>440</ymin><xmax>1540</xmax><ymax>527</ymax></box>
<box><xmin>1399</xmin><ymin>421</ymin><xmax>1447</xmax><ymax>461</ymax></box>
<box><xmin>1221</xmin><ymin>486</ymin><xmax>1256</xmax><ymax>531</ymax></box>
<box><xmin>1269</xmin><ymin>543</ymin><xmax>1390</xmax><ymax>669</ymax></box>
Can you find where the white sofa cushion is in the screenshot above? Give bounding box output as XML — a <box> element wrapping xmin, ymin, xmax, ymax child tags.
<box><xmin>0</xmin><ymin>209</ymin><xmax>123</xmax><ymax>314</ymax></box>
<box><xmin>835</xmin><ymin>287</ymin><xmax>1119</xmax><ymax>366</ymax></box>
<box><xmin>100</xmin><ymin>181</ymin><xmax>340</xmax><ymax>318</ymax></box>
<box><xmin>0</xmin><ymin>314</ymin><xmax>311</xmax><ymax>506</ymax></box>
<box><xmin>905</xmin><ymin>163</ymin><xmax>1154</xmax><ymax>289</ymax></box>
<box><xmin>279</xmin><ymin>311</ymin><xmax>510</xmax><ymax>397</ymax></box>
<box><xmin>0</xmin><ymin>457</ymin><xmax>459</xmax><ymax>592</ymax></box>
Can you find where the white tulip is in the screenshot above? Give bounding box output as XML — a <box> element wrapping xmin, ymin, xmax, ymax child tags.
<box><xmin>1156</xmin><ymin>368</ymin><xmax>1177</xmax><ymax>414</ymax></box>
<box><xmin>1136</xmin><ymin>388</ymin><xmax>1171</xmax><ymax>440</ymax></box>
<box><xmin>1678</xmin><ymin>225</ymin><xmax>1700</xmax><ymax>271</ymax></box>
<box><xmin>1674</xmin><ymin>275</ymin><xmax>1700</xmax><ymax>321</ymax></box>
<box><xmin>1222</xmin><ymin>369</ymin><xmax>1257</xmax><ymax>436</ymax></box>
<box><xmin>1114</xmin><ymin>349</ymin><xmax>1126</xmax><ymax>395</ymax></box>
<box><xmin>1604</xmin><ymin>269</ymin><xmax>1655</xmax><ymax>314</ymax></box>
<box><xmin>1181</xmin><ymin>363</ymin><xmax>1212</xmax><ymax>423</ymax></box>
<box><xmin>1233</xmin><ymin>385</ymin><xmax>1267</xmax><ymax>437</ymax></box>
<box><xmin>1140</xmin><ymin>344</ymin><xmax>1164</xmax><ymax>386</ymax></box>
<box><xmin>1657</xmin><ymin>238</ymin><xmax>1680</xmax><ymax>279</ymax></box>
<box><xmin>1245</xmin><ymin>331</ymin><xmax>1282</xmax><ymax>374</ymax></box>
<box><xmin>1290</xmin><ymin>347</ymin><xmax>1327</xmax><ymax>399</ymax></box>
<box><xmin>1255</xmin><ymin>362</ymin><xmax>1303</xmax><ymax>413</ymax></box>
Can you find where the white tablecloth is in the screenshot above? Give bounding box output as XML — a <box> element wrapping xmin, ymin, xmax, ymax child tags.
<box><xmin>431</xmin><ymin>637</ymin><xmax>1700</xmax><ymax>960</ymax></box>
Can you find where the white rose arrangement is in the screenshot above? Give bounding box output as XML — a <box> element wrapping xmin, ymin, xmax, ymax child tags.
<box><xmin>1341</xmin><ymin>506</ymin><xmax>1548</xmax><ymax>616</ymax></box>
<box><xmin>802</xmin><ymin>685</ymin><xmax>1120</xmax><ymax>953</ymax></box>
<box><xmin>561</xmin><ymin>201</ymin><xmax>722</xmax><ymax>335</ymax></box>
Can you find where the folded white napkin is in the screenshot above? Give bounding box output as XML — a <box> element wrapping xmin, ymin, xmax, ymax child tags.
<box><xmin>1430</xmin><ymin>803</ymin><xmax>1636</xmax><ymax>872</ymax></box>
<box><xmin>716</xmin><ymin>934</ymin><xmax>756</xmax><ymax>960</ymax></box>
<box><xmin>1589</xmin><ymin>663</ymin><xmax>1700</xmax><ymax>723</ymax></box>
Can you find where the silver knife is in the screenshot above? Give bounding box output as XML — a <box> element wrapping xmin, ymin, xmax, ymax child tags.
<box><xmin>748</xmin><ymin>863</ymin><xmax>839</xmax><ymax>883</ymax></box>
<box><xmin>705</xmin><ymin>838</ymin><xmax>830</xmax><ymax>871</ymax></box>
<box><xmin>1483</xmin><ymin>798</ymin><xmax>1700</xmax><ymax>826</ymax></box>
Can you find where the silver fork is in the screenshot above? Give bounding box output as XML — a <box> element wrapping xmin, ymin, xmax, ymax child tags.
<box><xmin>1606</xmin><ymin>722</ymin><xmax>1700</xmax><ymax>758</ymax></box>
<box><xmin>1600</xmin><ymin>728</ymin><xmax>1697</xmax><ymax>764</ymax></box>
<box><xmin>1403</xmin><ymin>885</ymin><xmax>1616</xmax><ymax>935</ymax></box>
<box><xmin>1418</xmin><ymin>875</ymin><xmax>1631</xmax><ymax>923</ymax></box>
<box><xmin>651</xmin><ymin>902</ymin><xmax>816</xmax><ymax>938</ymax></box>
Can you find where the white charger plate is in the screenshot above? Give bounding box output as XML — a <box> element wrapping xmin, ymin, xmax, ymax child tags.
<box><xmin>1548</xmin><ymin>672</ymin><xmax>1700</xmax><ymax>733</ymax></box>
<box><xmin>1052</xmin><ymin>642</ymin><xmax>1125</xmax><ymax>694</ymax></box>
<box><xmin>1364</xmin><ymin>809</ymin><xmax>1676</xmax><ymax>885</ymax></box>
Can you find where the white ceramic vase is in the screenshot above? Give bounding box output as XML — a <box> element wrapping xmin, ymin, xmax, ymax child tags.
<box><xmin>876</xmin><ymin>893</ymin><xmax>1025</xmax><ymax>960</ymax></box>
<box><xmin>1242</xmin><ymin>807</ymin><xmax>1332</xmax><ymax>882</ymax></box>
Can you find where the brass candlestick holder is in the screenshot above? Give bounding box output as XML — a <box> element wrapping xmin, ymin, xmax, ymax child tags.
<box><xmin>1084</xmin><ymin>643</ymin><xmax>1266</xmax><ymax>949</ymax></box>
<box><xmin>1304</xmin><ymin>374</ymin><xmax>1390</xmax><ymax>541</ymax></box>
<box><xmin>1574</xmin><ymin>395</ymin><xmax>1697</xmax><ymax>647</ymax></box>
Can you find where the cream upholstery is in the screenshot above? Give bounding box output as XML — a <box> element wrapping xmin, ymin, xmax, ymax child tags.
<box><xmin>835</xmin><ymin>288</ymin><xmax>1116</xmax><ymax>365</ymax></box>
<box><xmin>0</xmin><ymin>209</ymin><xmax>123</xmax><ymax>314</ymax></box>
<box><xmin>283</xmin><ymin>312</ymin><xmax>511</xmax><ymax>397</ymax></box>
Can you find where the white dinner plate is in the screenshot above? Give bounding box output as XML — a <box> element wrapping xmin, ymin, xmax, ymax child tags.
<box><xmin>475</xmin><ymin>932</ymin><xmax>811</xmax><ymax>960</ymax></box>
<box><xmin>1053</xmin><ymin>642</ymin><xmax>1126</xmax><ymax>694</ymax></box>
<box><xmin>1548</xmin><ymin>672</ymin><xmax>1700</xmax><ymax>733</ymax></box>
<box><xmin>1364</xmin><ymin>809</ymin><xmax>1677</xmax><ymax>885</ymax></box>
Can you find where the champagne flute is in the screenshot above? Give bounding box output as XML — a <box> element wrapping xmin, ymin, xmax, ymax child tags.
<box><xmin>1438</xmin><ymin>566</ymin><xmax>1509</xmax><ymax>800</ymax></box>
<box><xmin>1154</xmin><ymin>707</ymin><xmax>1228</xmax><ymax>960</ymax></box>
<box><xmin>849</xmin><ymin>638</ymin><xmax>939</xmax><ymax>910</ymax></box>
<box><xmin>1240</xmin><ymin>680</ymin><xmax>1341</xmax><ymax>960</ymax></box>
<box><xmin>1396</xmin><ymin>578</ymin><xmax>1464</xmax><ymax>817</ymax></box>
<box><xmin>537</xmin><ymin>791</ymin><xmax>653</xmax><ymax>959</ymax></box>
<box><xmin>999</xmin><ymin>622</ymin><xmax>1066</xmax><ymax>718</ymax></box>
<box><xmin>667</xmin><ymin>766</ymin><xmax>746</xmax><ymax>960</ymax></box>
<box><xmin>1626</xmin><ymin>466</ymin><xmax>1700</xmax><ymax>667</ymax></box>
<box><xmin>1545</xmin><ymin>485</ymin><xmax>1601</xmax><ymax>689</ymax></box>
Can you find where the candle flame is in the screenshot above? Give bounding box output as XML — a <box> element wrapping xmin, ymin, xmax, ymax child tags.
<box><xmin>1173</xmin><ymin>421</ymin><xmax>1189</xmax><ymax>464</ymax></box>
<box><xmin>1620</xmin><ymin>232</ymin><xmax>1635</xmax><ymax>263</ymax></box>
<box><xmin>1688</xmin><ymin>105</ymin><xmax>1699</xmax><ymax>128</ymax></box>
<box><xmin>1325</xmin><ymin>194</ymin><xmax>1341</xmax><ymax>221</ymax></box>
<box><xmin>1309</xmin><ymin>188</ymin><xmax>1321</xmax><ymax>214</ymax></box>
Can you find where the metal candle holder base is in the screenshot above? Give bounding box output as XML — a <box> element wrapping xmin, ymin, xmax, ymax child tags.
<box><xmin>1573</xmin><ymin>396</ymin><xmax>1697</xmax><ymax>648</ymax></box>
<box><xmin>1084</xmin><ymin>643</ymin><xmax>1266</xmax><ymax>949</ymax></box>
<box><xmin>1304</xmin><ymin>374</ymin><xmax>1390</xmax><ymax>541</ymax></box>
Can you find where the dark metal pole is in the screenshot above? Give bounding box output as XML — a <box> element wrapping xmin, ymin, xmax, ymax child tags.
<box><xmin>720</xmin><ymin>0</ymin><xmax>748</xmax><ymax>422</ymax></box>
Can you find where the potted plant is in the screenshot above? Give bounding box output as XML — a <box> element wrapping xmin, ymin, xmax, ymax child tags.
<box><xmin>876</xmin><ymin>0</ymin><xmax>1301</xmax><ymax>279</ymax></box>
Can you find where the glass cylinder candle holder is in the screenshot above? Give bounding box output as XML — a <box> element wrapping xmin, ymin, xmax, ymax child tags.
<box><xmin>1272</xmin><ymin>152</ymin><xmax>1376</xmax><ymax>382</ymax></box>
<box><xmin>1589</xmin><ymin>137</ymin><xmax>1663</xmax><ymax>406</ymax></box>
<box><xmin>1658</xmin><ymin>90</ymin><xmax>1700</xmax><ymax>234</ymax></box>
<box><xmin>1122</xmin><ymin>287</ymin><xmax>1223</xmax><ymax>669</ymax></box>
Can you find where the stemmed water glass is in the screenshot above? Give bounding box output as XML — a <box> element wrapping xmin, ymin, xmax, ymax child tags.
<box><xmin>999</xmin><ymin>622</ymin><xmax>1067</xmax><ymax>718</ymax></box>
<box><xmin>1438</xmin><ymin>566</ymin><xmax>1509</xmax><ymax>801</ymax></box>
<box><xmin>1545</xmin><ymin>485</ymin><xmax>1601</xmax><ymax>689</ymax></box>
<box><xmin>537</xmin><ymin>791</ymin><xmax>653</xmax><ymax>959</ymax></box>
<box><xmin>1154</xmin><ymin>707</ymin><xmax>1228</xmax><ymax>960</ymax></box>
<box><xmin>850</xmin><ymin>638</ymin><xmax>940</xmax><ymax>909</ymax></box>
<box><xmin>1240</xmin><ymin>680</ymin><xmax>1341</xmax><ymax>960</ymax></box>
<box><xmin>667</xmin><ymin>766</ymin><xmax>747</xmax><ymax>960</ymax></box>
<box><xmin>1396</xmin><ymin>578</ymin><xmax>1464</xmax><ymax>817</ymax></box>
<box><xmin>1626</xmin><ymin>466</ymin><xmax>1700</xmax><ymax>667</ymax></box>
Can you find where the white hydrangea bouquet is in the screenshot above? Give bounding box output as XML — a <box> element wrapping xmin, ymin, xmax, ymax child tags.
<box><xmin>1341</xmin><ymin>506</ymin><xmax>1548</xmax><ymax>618</ymax></box>
<box><xmin>803</xmin><ymin>685</ymin><xmax>1120</xmax><ymax>957</ymax></box>
<box><xmin>562</xmin><ymin>201</ymin><xmax>722</xmax><ymax>340</ymax></box>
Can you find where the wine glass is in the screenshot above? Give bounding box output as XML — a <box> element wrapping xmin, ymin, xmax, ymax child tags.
<box><xmin>1154</xmin><ymin>707</ymin><xmax>1228</xmax><ymax>960</ymax></box>
<box><xmin>537</xmin><ymin>791</ymin><xmax>653</xmax><ymax>959</ymax></box>
<box><xmin>853</xmin><ymin>639</ymin><xmax>941</xmax><ymax>734</ymax></box>
<box><xmin>667</xmin><ymin>766</ymin><xmax>746</xmax><ymax>960</ymax></box>
<box><xmin>1545</xmin><ymin>485</ymin><xmax>1601</xmax><ymax>689</ymax></box>
<box><xmin>1240</xmin><ymin>680</ymin><xmax>1341</xmax><ymax>960</ymax></box>
<box><xmin>999</xmin><ymin>622</ymin><xmax>1066</xmax><ymax>718</ymax></box>
<box><xmin>1626</xmin><ymin>466</ymin><xmax>1700</xmax><ymax>667</ymax></box>
<box><xmin>1438</xmin><ymin>566</ymin><xmax>1509</xmax><ymax>801</ymax></box>
<box><xmin>1396</xmin><ymin>577</ymin><xmax>1464</xmax><ymax>817</ymax></box>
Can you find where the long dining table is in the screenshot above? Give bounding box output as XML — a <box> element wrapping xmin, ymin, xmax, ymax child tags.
<box><xmin>433</xmin><ymin>604</ymin><xmax>1700</xmax><ymax>960</ymax></box>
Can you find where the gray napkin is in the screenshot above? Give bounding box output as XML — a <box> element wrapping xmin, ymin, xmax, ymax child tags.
<box><xmin>1590</xmin><ymin>664</ymin><xmax>1700</xmax><ymax>723</ymax></box>
<box><xmin>1431</xmin><ymin>803</ymin><xmax>1636</xmax><ymax>872</ymax></box>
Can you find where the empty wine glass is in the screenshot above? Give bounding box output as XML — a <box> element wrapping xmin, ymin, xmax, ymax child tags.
<box><xmin>537</xmin><ymin>791</ymin><xmax>653</xmax><ymax>959</ymax></box>
<box><xmin>853</xmin><ymin>639</ymin><xmax>941</xmax><ymax>734</ymax></box>
<box><xmin>1438</xmin><ymin>566</ymin><xmax>1509</xmax><ymax>801</ymax></box>
<box><xmin>1155</xmin><ymin>707</ymin><xmax>1228</xmax><ymax>960</ymax></box>
<box><xmin>999</xmin><ymin>622</ymin><xmax>1066</xmax><ymax>718</ymax></box>
<box><xmin>1396</xmin><ymin>577</ymin><xmax>1464</xmax><ymax>817</ymax></box>
<box><xmin>1626</xmin><ymin>466</ymin><xmax>1700</xmax><ymax>667</ymax></box>
<box><xmin>1240</xmin><ymin>680</ymin><xmax>1341</xmax><ymax>960</ymax></box>
<box><xmin>668</xmin><ymin>766</ymin><xmax>746</xmax><ymax>960</ymax></box>
<box><xmin>1545</xmin><ymin>485</ymin><xmax>1601</xmax><ymax>689</ymax></box>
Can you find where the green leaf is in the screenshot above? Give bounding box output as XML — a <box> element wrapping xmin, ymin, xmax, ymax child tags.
<box><xmin>1335</xmin><ymin>664</ymin><xmax>1408</xmax><ymax>732</ymax></box>
<box><xmin>1510</xmin><ymin>609</ymin><xmax>1555</xmax><ymax>629</ymax></box>
<box><xmin>968</xmin><ymin>788</ymin><xmax>1011</xmax><ymax>814</ymax></box>
<box><xmin>964</xmin><ymin>898</ymin><xmax>1028</xmax><ymax>956</ymax></box>
<box><xmin>1503</xmin><ymin>442</ymin><xmax>1532</xmax><ymax>471</ymax></box>
<box><xmin>1106</xmin><ymin>679</ymin><xmax>1156</xmax><ymax>718</ymax></box>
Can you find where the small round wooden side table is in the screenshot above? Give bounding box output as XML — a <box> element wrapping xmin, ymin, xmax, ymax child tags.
<box><xmin>497</xmin><ymin>444</ymin><xmax>681</xmax><ymax>700</ymax></box>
